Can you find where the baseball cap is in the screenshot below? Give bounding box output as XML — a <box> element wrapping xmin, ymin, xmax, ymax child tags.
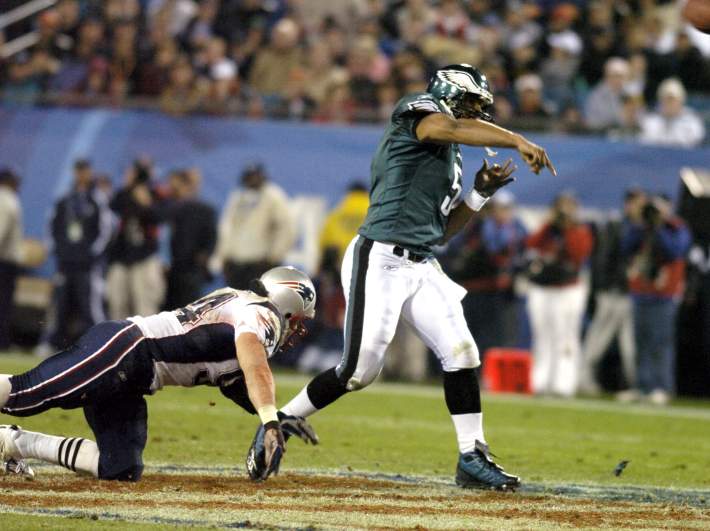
<box><xmin>514</xmin><ymin>73</ymin><xmax>543</xmax><ymax>93</ymax></box>
<box><xmin>547</xmin><ymin>31</ymin><xmax>583</xmax><ymax>55</ymax></box>
<box><xmin>241</xmin><ymin>162</ymin><xmax>265</xmax><ymax>177</ymax></box>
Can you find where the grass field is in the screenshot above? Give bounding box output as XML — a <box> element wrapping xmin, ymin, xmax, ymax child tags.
<box><xmin>2</xmin><ymin>353</ymin><xmax>710</xmax><ymax>529</ymax></box>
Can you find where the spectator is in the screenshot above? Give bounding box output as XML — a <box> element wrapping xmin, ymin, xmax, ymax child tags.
<box><xmin>499</xmin><ymin>3</ymin><xmax>542</xmax><ymax>55</ymax></box>
<box><xmin>49</xmin><ymin>18</ymin><xmax>106</xmax><ymax>94</ymax></box>
<box><xmin>579</xmin><ymin>27</ymin><xmax>620</xmax><ymax>87</ymax></box>
<box><xmin>512</xmin><ymin>73</ymin><xmax>554</xmax><ymax>130</ymax></box>
<box><xmin>319</xmin><ymin>182</ymin><xmax>370</xmax><ymax>268</ymax></box>
<box><xmin>214</xmin><ymin>163</ymin><xmax>295</xmax><ymax>290</ymax></box>
<box><xmin>584</xmin><ymin>57</ymin><xmax>630</xmax><ymax>131</ymax></box>
<box><xmin>346</xmin><ymin>36</ymin><xmax>390</xmax><ymax>120</ymax></box>
<box><xmin>248</xmin><ymin>18</ymin><xmax>303</xmax><ymax>111</ymax></box>
<box><xmin>526</xmin><ymin>193</ymin><xmax>594</xmax><ymax>397</ymax></box>
<box><xmin>2</xmin><ymin>49</ymin><xmax>61</xmax><ymax>104</ymax></box>
<box><xmin>298</xmin><ymin>182</ymin><xmax>369</xmax><ymax>373</ymax></box>
<box><xmin>581</xmin><ymin>189</ymin><xmax>645</xmax><ymax>395</ymax></box>
<box><xmin>621</xmin><ymin>195</ymin><xmax>691</xmax><ymax>405</ymax></box>
<box><xmin>159</xmin><ymin>55</ymin><xmax>207</xmax><ymax>115</ymax></box>
<box><xmin>44</xmin><ymin>160</ymin><xmax>113</xmax><ymax>349</ymax></box>
<box><xmin>540</xmin><ymin>31</ymin><xmax>582</xmax><ymax>106</ymax></box>
<box><xmin>106</xmin><ymin>159</ymin><xmax>167</xmax><ymax>319</ymax></box>
<box><xmin>297</xmin><ymin>41</ymin><xmax>348</xmax><ymax>113</ymax></box>
<box><xmin>164</xmin><ymin>169</ymin><xmax>217</xmax><ymax>309</ymax></box>
<box><xmin>638</xmin><ymin>78</ymin><xmax>706</xmax><ymax>148</ymax></box>
<box><xmin>442</xmin><ymin>190</ymin><xmax>528</xmax><ymax>357</ymax></box>
<box><xmin>180</xmin><ymin>0</ymin><xmax>219</xmax><ymax>53</ymax></box>
<box><xmin>0</xmin><ymin>169</ymin><xmax>23</xmax><ymax>351</ymax></box>
<box><xmin>2</xmin><ymin>0</ymin><xmax>710</xmax><ymax>127</ymax></box>
<box><xmin>672</xmin><ymin>30</ymin><xmax>710</xmax><ymax>93</ymax></box>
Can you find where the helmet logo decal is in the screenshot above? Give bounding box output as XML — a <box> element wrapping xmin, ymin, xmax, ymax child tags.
<box><xmin>277</xmin><ymin>281</ymin><xmax>315</xmax><ymax>305</ymax></box>
<box><xmin>437</xmin><ymin>70</ymin><xmax>493</xmax><ymax>103</ymax></box>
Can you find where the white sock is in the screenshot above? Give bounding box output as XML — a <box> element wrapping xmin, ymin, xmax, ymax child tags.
<box><xmin>10</xmin><ymin>429</ymin><xmax>99</xmax><ymax>477</ymax></box>
<box><xmin>0</xmin><ymin>374</ymin><xmax>10</xmax><ymax>408</ymax></box>
<box><xmin>281</xmin><ymin>386</ymin><xmax>318</xmax><ymax>418</ymax></box>
<box><xmin>451</xmin><ymin>413</ymin><xmax>485</xmax><ymax>454</ymax></box>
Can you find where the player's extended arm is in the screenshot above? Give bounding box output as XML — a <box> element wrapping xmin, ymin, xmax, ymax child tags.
<box><xmin>443</xmin><ymin>159</ymin><xmax>517</xmax><ymax>242</ymax></box>
<box><xmin>416</xmin><ymin>113</ymin><xmax>556</xmax><ymax>176</ymax></box>
<box><xmin>236</xmin><ymin>332</ymin><xmax>284</xmax><ymax>478</ymax></box>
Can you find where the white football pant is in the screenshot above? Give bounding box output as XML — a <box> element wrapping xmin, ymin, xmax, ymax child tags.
<box><xmin>336</xmin><ymin>236</ymin><xmax>480</xmax><ymax>390</ymax></box>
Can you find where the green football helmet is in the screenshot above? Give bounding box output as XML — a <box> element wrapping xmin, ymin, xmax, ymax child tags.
<box><xmin>427</xmin><ymin>64</ymin><xmax>495</xmax><ymax>121</ymax></box>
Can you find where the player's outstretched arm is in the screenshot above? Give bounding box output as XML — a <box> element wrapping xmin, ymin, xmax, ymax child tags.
<box><xmin>416</xmin><ymin>113</ymin><xmax>556</xmax><ymax>176</ymax></box>
<box><xmin>236</xmin><ymin>332</ymin><xmax>284</xmax><ymax>478</ymax></box>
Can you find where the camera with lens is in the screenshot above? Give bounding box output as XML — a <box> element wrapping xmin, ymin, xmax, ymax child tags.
<box><xmin>133</xmin><ymin>160</ymin><xmax>152</xmax><ymax>185</ymax></box>
<box><xmin>641</xmin><ymin>201</ymin><xmax>661</xmax><ymax>226</ymax></box>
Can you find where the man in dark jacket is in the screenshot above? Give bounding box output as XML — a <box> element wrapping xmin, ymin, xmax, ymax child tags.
<box><xmin>46</xmin><ymin>159</ymin><xmax>114</xmax><ymax>349</ymax></box>
<box><xmin>164</xmin><ymin>169</ymin><xmax>217</xmax><ymax>309</ymax></box>
<box><xmin>581</xmin><ymin>189</ymin><xmax>644</xmax><ymax>394</ymax></box>
<box><xmin>106</xmin><ymin>159</ymin><xmax>167</xmax><ymax>319</ymax></box>
<box><xmin>621</xmin><ymin>194</ymin><xmax>691</xmax><ymax>405</ymax></box>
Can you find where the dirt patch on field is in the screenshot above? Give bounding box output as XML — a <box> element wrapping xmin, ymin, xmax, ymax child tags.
<box><xmin>2</xmin><ymin>472</ymin><xmax>709</xmax><ymax>530</ymax></box>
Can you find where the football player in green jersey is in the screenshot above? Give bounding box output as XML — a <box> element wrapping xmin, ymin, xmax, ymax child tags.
<box><xmin>247</xmin><ymin>64</ymin><xmax>555</xmax><ymax>490</ymax></box>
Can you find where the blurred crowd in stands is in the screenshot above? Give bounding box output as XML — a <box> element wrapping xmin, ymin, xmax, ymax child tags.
<box><xmin>1</xmin><ymin>0</ymin><xmax>709</xmax><ymax>144</ymax></box>
<box><xmin>1</xmin><ymin>156</ymin><xmax>709</xmax><ymax>403</ymax></box>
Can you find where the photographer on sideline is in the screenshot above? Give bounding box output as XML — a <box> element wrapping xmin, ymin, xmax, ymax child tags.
<box><xmin>526</xmin><ymin>192</ymin><xmax>594</xmax><ymax>397</ymax></box>
<box><xmin>621</xmin><ymin>194</ymin><xmax>691</xmax><ymax>405</ymax></box>
<box><xmin>106</xmin><ymin>159</ymin><xmax>168</xmax><ymax>319</ymax></box>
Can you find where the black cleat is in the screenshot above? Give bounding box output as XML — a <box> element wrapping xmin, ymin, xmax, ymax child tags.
<box><xmin>455</xmin><ymin>440</ymin><xmax>520</xmax><ymax>491</ymax></box>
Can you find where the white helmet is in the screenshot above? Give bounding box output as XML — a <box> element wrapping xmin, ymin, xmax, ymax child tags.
<box><xmin>259</xmin><ymin>266</ymin><xmax>316</xmax><ymax>321</ymax></box>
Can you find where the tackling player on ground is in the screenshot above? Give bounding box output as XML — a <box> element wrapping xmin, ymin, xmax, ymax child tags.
<box><xmin>247</xmin><ymin>64</ymin><xmax>556</xmax><ymax>490</ymax></box>
<box><xmin>0</xmin><ymin>267</ymin><xmax>318</xmax><ymax>481</ymax></box>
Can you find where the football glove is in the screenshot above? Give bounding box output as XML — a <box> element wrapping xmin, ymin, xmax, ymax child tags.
<box><xmin>245</xmin><ymin>412</ymin><xmax>319</xmax><ymax>481</ymax></box>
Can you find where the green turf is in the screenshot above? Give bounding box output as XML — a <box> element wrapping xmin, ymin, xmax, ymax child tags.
<box><xmin>2</xmin><ymin>353</ymin><xmax>710</xmax><ymax>489</ymax></box>
<box><xmin>0</xmin><ymin>513</ymin><xmax>199</xmax><ymax>530</ymax></box>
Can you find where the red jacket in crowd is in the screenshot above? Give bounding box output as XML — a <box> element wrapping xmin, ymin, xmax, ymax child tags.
<box><xmin>526</xmin><ymin>222</ymin><xmax>594</xmax><ymax>286</ymax></box>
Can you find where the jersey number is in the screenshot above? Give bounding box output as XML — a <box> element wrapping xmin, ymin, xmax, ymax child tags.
<box><xmin>176</xmin><ymin>292</ymin><xmax>234</xmax><ymax>325</ymax></box>
<box><xmin>440</xmin><ymin>151</ymin><xmax>463</xmax><ymax>216</ymax></box>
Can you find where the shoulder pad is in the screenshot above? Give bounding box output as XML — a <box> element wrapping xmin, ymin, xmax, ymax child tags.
<box><xmin>405</xmin><ymin>94</ymin><xmax>441</xmax><ymax>114</ymax></box>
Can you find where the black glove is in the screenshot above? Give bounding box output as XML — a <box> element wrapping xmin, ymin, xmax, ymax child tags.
<box><xmin>278</xmin><ymin>411</ymin><xmax>320</xmax><ymax>445</ymax></box>
<box><xmin>262</xmin><ymin>421</ymin><xmax>285</xmax><ymax>479</ymax></box>
<box><xmin>245</xmin><ymin>413</ymin><xmax>319</xmax><ymax>482</ymax></box>
<box><xmin>474</xmin><ymin>159</ymin><xmax>516</xmax><ymax>198</ymax></box>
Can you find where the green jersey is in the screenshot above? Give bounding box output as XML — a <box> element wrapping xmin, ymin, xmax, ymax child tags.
<box><xmin>358</xmin><ymin>92</ymin><xmax>463</xmax><ymax>255</ymax></box>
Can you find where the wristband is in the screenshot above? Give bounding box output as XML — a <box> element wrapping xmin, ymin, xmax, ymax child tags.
<box><xmin>464</xmin><ymin>189</ymin><xmax>489</xmax><ymax>211</ymax></box>
<box><xmin>257</xmin><ymin>405</ymin><xmax>279</xmax><ymax>425</ymax></box>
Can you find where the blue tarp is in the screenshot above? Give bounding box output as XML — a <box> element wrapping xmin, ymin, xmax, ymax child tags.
<box><xmin>1</xmin><ymin>105</ymin><xmax>708</xmax><ymax>240</ymax></box>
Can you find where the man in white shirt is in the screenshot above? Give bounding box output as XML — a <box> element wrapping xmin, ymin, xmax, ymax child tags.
<box><xmin>584</xmin><ymin>57</ymin><xmax>630</xmax><ymax>131</ymax></box>
<box><xmin>0</xmin><ymin>168</ymin><xmax>23</xmax><ymax>351</ymax></box>
<box><xmin>0</xmin><ymin>267</ymin><xmax>318</xmax><ymax>481</ymax></box>
<box><xmin>215</xmin><ymin>164</ymin><xmax>296</xmax><ymax>289</ymax></box>
<box><xmin>638</xmin><ymin>78</ymin><xmax>706</xmax><ymax>148</ymax></box>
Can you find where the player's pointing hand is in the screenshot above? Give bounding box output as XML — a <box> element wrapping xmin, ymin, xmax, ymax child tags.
<box><xmin>515</xmin><ymin>137</ymin><xmax>557</xmax><ymax>176</ymax></box>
